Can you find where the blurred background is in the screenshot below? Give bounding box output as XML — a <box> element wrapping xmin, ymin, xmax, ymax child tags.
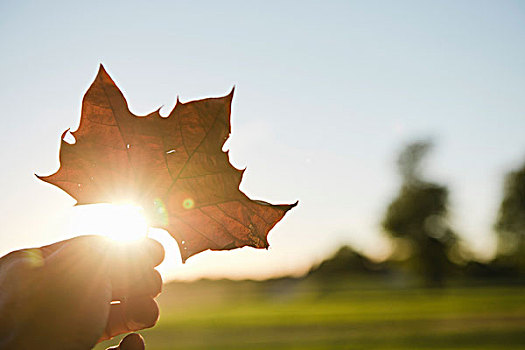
<box><xmin>1</xmin><ymin>1</ymin><xmax>524</xmax><ymax>349</ymax></box>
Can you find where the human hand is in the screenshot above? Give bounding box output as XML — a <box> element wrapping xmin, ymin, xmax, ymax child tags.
<box><xmin>0</xmin><ymin>235</ymin><xmax>164</xmax><ymax>349</ymax></box>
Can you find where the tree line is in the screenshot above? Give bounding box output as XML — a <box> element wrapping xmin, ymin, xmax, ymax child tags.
<box><xmin>382</xmin><ymin>140</ymin><xmax>525</xmax><ymax>286</ymax></box>
<box><xmin>312</xmin><ymin>141</ymin><xmax>525</xmax><ymax>287</ymax></box>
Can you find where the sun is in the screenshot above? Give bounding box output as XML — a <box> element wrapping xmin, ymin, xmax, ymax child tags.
<box><xmin>70</xmin><ymin>203</ymin><xmax>149</xmax><ymax>242</ymax></box>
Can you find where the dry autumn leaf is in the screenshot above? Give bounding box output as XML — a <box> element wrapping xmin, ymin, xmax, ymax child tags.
<box><xmin>38</xmin><ymin>65</ymin><xmax>296</xmax><ymax>261</ymax></box>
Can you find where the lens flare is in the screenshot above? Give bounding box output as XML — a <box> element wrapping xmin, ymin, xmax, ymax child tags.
<box><xmin>153</xmin><ymin>198</ymin><xmax>169</xmax><ymax>226</ymax></box>
<box><xmin>182</xmin><ymin>198</ymin><xmax>194</xmax><ymax>210</ymax></box>
<box><xmin>23</xmin><ymin>249</ymin><xmax>45</xmax><ymax>268</ymax></box>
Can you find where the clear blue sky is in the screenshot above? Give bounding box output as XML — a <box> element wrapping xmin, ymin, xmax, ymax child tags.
<box><xmin>1</xmin><ymin>0</ymin><xmax>524</xmax><ymax>280</ymax></box>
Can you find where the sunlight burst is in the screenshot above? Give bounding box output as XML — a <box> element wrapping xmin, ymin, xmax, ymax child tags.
<box><xmin>70</xmin><ymin>203</ymin><xmax>148</xmax><ymax>242</ymax></box>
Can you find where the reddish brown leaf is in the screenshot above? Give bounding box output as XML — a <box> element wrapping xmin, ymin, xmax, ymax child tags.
<box><xmin>38</xmin><ymin>65</ymin><xmax>296</xmax><ymax>262</ymax></box>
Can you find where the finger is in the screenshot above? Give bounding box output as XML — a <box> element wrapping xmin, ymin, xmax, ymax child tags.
<box><xmin>39</xmin><ymin>235</ymin><xmax>110</xmax><ymax>259</ymax></box>
<box><xmin>100</xmin><ymin>297</ymin><xmax>159</xmax><ymax>341</ymax></box>
<box><xmin>125</xmin><ymin>238</ymin><xmax>164</xmax><ymax>267</ymax></box>
<box><xmin>144</xmin><ymin>238</ymin><xmax>165</xmax><ymax>267</ymax></box>
<box><xmin>108</xmin><ymin>238</ymin><xmax>163</xmax><ymax>300</ymax></box>
<box><xmin>38</xmin><ymin>235</ymin><xmax>113</xmax><ymax>288</ymax></box>
<box><xmin>105</xmin><ymin>333</ymin><xmax>145</xmax><ymax>350</ymax></box>
<box><xmin>112</xmin><ymin>268</ymin><xmax>162</xmax><ymax>300</ymax></box>
<box><xmin>40</xmin><ymin>236</ymin><xmax>164</xmax><ymax>268</ymax></box>
<box><xmin>110</xmin><ymin>238</ymin><xmax>165</xmax><ymax>270</ymax></box>
<box><xmin>118</xmin><ymin>333</ymin><xmax>145</xmax><ymax>350</ymax></box>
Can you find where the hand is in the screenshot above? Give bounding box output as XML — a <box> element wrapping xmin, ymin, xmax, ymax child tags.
<box><xmin>0</xmin><ymin>235</ymin><xmax>164</xmax><ymax>349</ymax></box>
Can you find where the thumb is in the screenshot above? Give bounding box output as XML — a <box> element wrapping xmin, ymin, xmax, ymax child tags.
<box><xmin>105</xmin><ymin>333</ymin><xmax>145</xmax><ymax>350</ymax></box>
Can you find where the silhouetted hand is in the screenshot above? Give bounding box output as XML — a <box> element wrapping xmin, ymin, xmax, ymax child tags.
<box><xmin>0</xmin><ymin>235</ymin><xmax>164</xmax><ymax>349</ymax></box>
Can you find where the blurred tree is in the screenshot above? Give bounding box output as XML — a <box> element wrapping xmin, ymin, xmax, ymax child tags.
<box><xmin>494</xmin><ymin>161</ymin><xmax>525</xmax><ymax>273</ymax></box>
<box><xmin>382</xmin><ymin>141</ymin><xmax>457</xmax><ymax>286</ymax></box>
<box><xmin>309</xmin><ymin>245</ymin><xmax>386</xmax><ymax>278</ymax></box>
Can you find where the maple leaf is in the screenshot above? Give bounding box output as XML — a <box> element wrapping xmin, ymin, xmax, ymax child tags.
<box><xmin>38</xmin><ymin>65</ymin><xmax>296</xmax><ymax>262</ymax></box>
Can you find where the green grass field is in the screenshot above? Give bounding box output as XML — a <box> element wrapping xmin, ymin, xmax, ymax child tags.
<box><xmin>96</xmin><ymin>279</ymin><xmax>525</xmax><ymax>349</ymax></box>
